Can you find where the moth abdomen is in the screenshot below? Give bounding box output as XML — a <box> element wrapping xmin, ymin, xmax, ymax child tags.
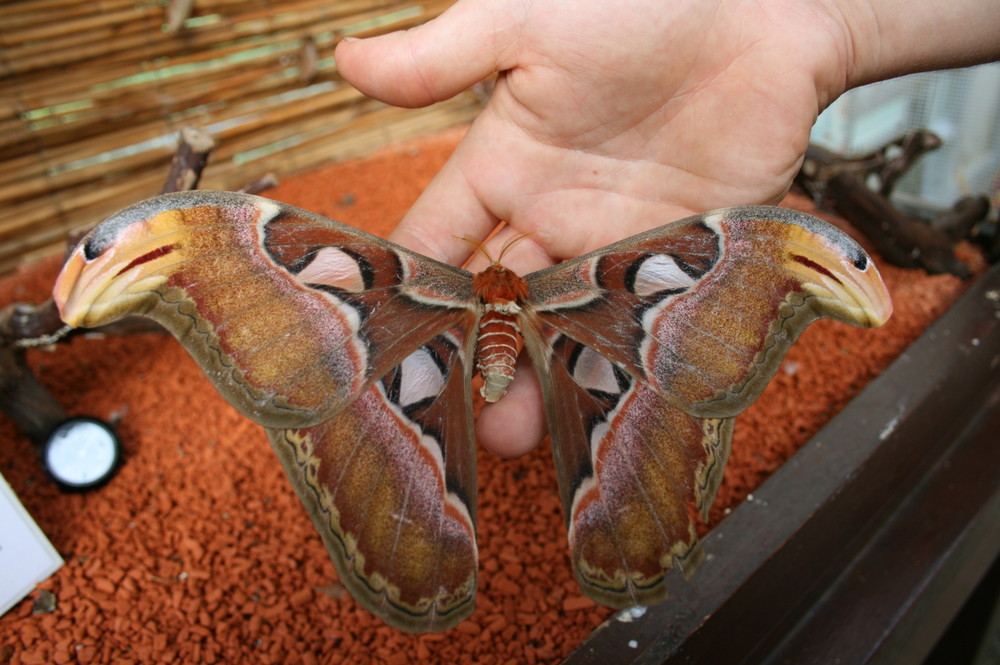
<box><xmin>476</xmin><ymin>308</ymin><xmax>523</xmax><ymax>402</ymax></box>
<box><xmin>471</xmin><ymin>264</ymin><xmax>530</xmax><ymax>402</ymax></box>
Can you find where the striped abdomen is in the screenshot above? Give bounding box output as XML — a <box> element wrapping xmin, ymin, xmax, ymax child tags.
<box><xmin>471</xmin><ymin>264</ymin><xmax>530</xmax><ymax>402</ymax></box>
<box><xmin>476</xmin><ymin>306</ymin><xmax>523</xmax><ymax>401</ymax></box>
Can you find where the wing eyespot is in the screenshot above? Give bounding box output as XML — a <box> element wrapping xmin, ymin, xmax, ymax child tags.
<box><xmin>567</xmin><ymin>343</ymin><xmax>632</xmax><ymax>404</ymax></box>
<box><xmin>290</xmin><ymin>246</ymin><xmax>375</xmax><ymax>292</ymax></box>
<box><xmin>624</xmin><ymin>253</ymin><xmax>699</xmax><ymax>299</ymax></box>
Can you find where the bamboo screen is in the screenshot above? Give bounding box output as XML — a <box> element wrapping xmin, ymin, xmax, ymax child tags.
<box><xmin>0</xmin><ymin>0</ymin><xmax>479</xmax><ymax>274</ymax></box>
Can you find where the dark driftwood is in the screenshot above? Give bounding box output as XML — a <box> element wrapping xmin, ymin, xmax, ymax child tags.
<box><xmin>0</xmin><ymin>325</ymin><xmax>69</xmax><ymax>445</ymax></box>
<box><xmin>165</xmin><ymin>0</ymin><xmax>195</xmax><ymax>33</ymax></box>
<box><xmin>0</xmin><ymin>127</ymin><xmax>217</xmax><ymax>448</ymax></box>
<box><xmin>795</xmin><ymin>131</ymin><xmax>942</xmax><ymax>198</ymax></box>
<box><xmin>161</xmin><ymin>127</ymin><xmax>217</xmax><ymax>195</ymax></box>
<box><xmin>794</xmin><ymin>132</ymin><xmax>975</xmax><ymax>278</ymax></box>
<box><xmin>933</xmin><ymin>195</ymin><xmax>991</xmax><ymax>241</ymax></box>
<box><xmin>239</xmin><ymin>172</ymin><xmax>280</xmax><ymax>194</ymax></box>
<box><xmin>874</xmin><ymin>130</ymin><xmax>943</xmax><ymax>197</ymax></box>
<box><xmin>820</xmin><ymin>168</ymin><xmax>970</xmax><ymax>277</ymax></box>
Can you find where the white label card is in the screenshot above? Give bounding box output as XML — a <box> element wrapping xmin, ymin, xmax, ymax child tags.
<box><xmin>0</xmin><ymin>472</ymin><xmax>63</xmax><ymax>617</ymax></box>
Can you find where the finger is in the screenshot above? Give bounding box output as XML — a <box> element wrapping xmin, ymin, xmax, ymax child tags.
<box><xmin>334</xmin><ymin>0</ymin><xmax>517</xmax><ymax>108</ymax></box>
<box><xmin>476</xmin><ymin>357</ymin><xmax>546</xmax><ymax>458</ymax></box>
<box><xmin>387</xmin><ymin>153</ymin><xmax>501</xmax><ymax>265</ymax></box>
<box><xmin>528</xmin><ymin>194</ymin><xmax>701</xmax><ymax>259</ymax></box>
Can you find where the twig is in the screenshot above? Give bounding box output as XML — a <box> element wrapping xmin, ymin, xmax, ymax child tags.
<box><xmin>161</xmin><ymin>127</ymin><xmax>217</xmax><ymax>194</ymax></box>
<box><xmin>794</xmin><ymin>133</ymin><xmax>971</xmax><ymax>278</ymax></box>
<box><xmin>165</xmin><ymin>0</ymin><xmax>195</xmax><ymax>34</ymax></box>
<box><xmin>239</xmin><ymin>173</ymin><xmax>280</xmax><ymax>194</ymax></box>
<box><xmin>0</xmin><ymin>125</ymin><xmax>219</xmax><ymax>446</ymax></box>
<box><xmin>931</xmin><ymin>195</ymin><xmax>991</xmax><ymax>242</ymax></box>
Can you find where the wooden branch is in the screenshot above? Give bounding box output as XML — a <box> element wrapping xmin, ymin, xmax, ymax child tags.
<box><xmin>0</xmin><ymin>340</ymin><xmax>68</xmax><ymax>445</ymax></box>
<box><xmin>930</xmin><ymin>195</ymin><xmax>991</xmax><ymax>242</ymax></box>
<box><xmin>165</xmin><ymin>0</ymin><xmax>195</xmax><ymax>33</ymax></box>
<box><xmin>0</xmin><ymin>121</ymin><xmax>219</xmax><ymax>447</ymax></box>
<box><xmin>877</xmin><ymin>131</ymin><xmax>943</xmax><ymax>197</ymax></box>
<box><xmin>1</xmin><ymin>79</ymin><xmax>363</xmax><ymax>192</ymax></box>
<box><xmin>161</xmin><ymin>127</ymin><xmax>217</xmax><ymax>194</ymax></box>
<box><xmin>826</xmin><ymin>174</ymin><xmax>970</xmax><ymax>277</ymax></box>
<box><xmin>0</xmin><ymin>0</ymin><xmax>472</xmax><ymax>277</ymax></box>
<box><xmin>299</xmin><ymin>35</ymin><xmax>320</xmax><ymax>84</ymax></box>
<box><xmin>795</xmin><ymin>138</ymin><xmax>972</xmax><ymax>278</ymax></box>
<box><xmin>238</xmin><ymin>173</ymin><xmax>280</xmax><ymax>194</ymax></box>
<box><xmin>795</xmin><ymin>130</ymin><xmax>943</xmax><ymax>197</ymax></box>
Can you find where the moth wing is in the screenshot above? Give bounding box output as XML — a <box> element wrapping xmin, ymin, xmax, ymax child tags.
<box><xmin>522</xmin><ymin>328</ymin><xmax>726</xmax><ymax>607</ymax></box>
<box><xmin>54</xmin><ymin>190</ymin><xmax>482</xmax><ymax>631</ymax></box>
<box><xmin>270</xmin><ymin>329</ymin><xmax>480</xmax><ymax>632</ymax></box>
<box><xmin>522</xmin><ymin>205</ymin><xmax>892</xmax><ymax>607</ymax></box>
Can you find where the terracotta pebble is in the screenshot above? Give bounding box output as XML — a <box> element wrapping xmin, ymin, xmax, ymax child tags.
<box><xmin>0</xmin><ymin>127</ymin><xmax>977</xmax><ymax>664</ymax></box>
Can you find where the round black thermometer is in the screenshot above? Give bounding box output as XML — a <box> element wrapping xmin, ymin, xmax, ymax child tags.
<box><xmin>43</xmin><ymin>417</ymin><xmax>122</xmax><ymax>491</ymax></box>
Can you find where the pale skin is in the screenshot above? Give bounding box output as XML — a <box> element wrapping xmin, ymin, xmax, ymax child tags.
<box><xmin>334</xmin><ymin>0</ymin><xmax>1000</xmax><ymax>457</ymax></box>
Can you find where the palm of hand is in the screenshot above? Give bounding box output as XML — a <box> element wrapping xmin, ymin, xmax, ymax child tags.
<box><xmin>334</xmin><ymin>0</ymin><xmax>847</xmax><ymax>454</ymax></box>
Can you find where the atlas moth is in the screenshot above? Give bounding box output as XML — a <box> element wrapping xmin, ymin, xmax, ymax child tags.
<box><xmin>54</xmin><ymin>191</ymin><xmax>891</xmax><ymax>632</ymax></box>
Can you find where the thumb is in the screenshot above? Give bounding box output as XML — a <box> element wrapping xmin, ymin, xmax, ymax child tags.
<box><xmin>334</xmin><ymin>0</ymin><xmax>515</xmax><ymax>108</ymax></box>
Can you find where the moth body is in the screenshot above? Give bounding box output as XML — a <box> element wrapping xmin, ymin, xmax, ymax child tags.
<box><xmin>472</xmin><ymin>264</ymin><xmax>529</xmax><ymax>402</ymax></box>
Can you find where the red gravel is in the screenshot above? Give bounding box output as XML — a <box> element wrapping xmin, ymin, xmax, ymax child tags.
<box><xmin>0</xmin><ymin>127</ymin><xmax>976</xmax><ymax>664</ymax></box>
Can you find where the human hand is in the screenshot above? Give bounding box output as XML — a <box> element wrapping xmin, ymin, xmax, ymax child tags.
<box><xmin>334</xmin><ymin>0</ymin><xmax>997</xmax><ymax>457</ymax></box>
<box><xmin>334</xmin><ymin>0</ymin><xmax>852</xmax><ymax>457</ymax></box>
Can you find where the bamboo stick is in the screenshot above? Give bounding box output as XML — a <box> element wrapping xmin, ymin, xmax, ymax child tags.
<box><xmin>3</xmin><ymin>24</ymin><xmax>317</xmax><ymax>118</ymax></box>
<box><xmin>0</xmin><ymin>56</ymin><xmax>308</xmax><ymax>150</ymax></box>
<box><xmin>0</xmin><ymin>88</ymin><xmax>472</xmax><ymax>209</ymax></box>
<box><xmin>1</xmin><ymin>60</ymin><xmax>311</xmax><ymax>157</ymax></box>
<box><xmin>0</xmin><ymin>100</ymin><xmax>478</xmax><ymax>240</ymax></box>
<box><xmin>0</xmin><ymin>84</ymin><xmax>370</xmax><ymax>211</ymax></box>
<box><xmin>1</xmin><ymin>0</ymin><xmax>406</xmax><ymax>76</ymax></box>
<box><xmin>3</xmin><ymin>0</ymin><xmax>447</xmax><ymax>85</ymax></box>
<box><xmin>0</xmin><ymin>0</ymin><xmax>141</xmax><ymax>16</ymax></box>
<box><xmin>0</xmin><ymin>99</ymin><xmax>476</xmax><ymax>250</ymax></box>
<box><xmin>1</xmin><ymin>29</ymin><xmax>302</xmax><ymax>107</ymax></box>
<box><xmin>15</xmin><ymin>71</ymin><xmax>356</xmax><ymax>163</ymax></box>
<box><xmin>0</xmin><ymin>16</ymin><xmax>163</xmax><ymax>76</ymax></box>
<box><xmin>0</xmin><ymin>0</ymin><xmax>448</xmax><ymax>131</ymax></box>
<box><xmin>0</xmin><ymin>0</ymin><xmax>468</xmax><ymax>274</ymax></box>
<box><xmin>0</xmin><ymin>0</ymin><xmax>140</xmax><ymax>28</ymax></box>
<box><xmin>0</xmin><ymin>5</ymin><xmax>164</xmax><ymax>47</ymax></box>
<box><xmin>4</xmin><ymin>69</ymin><xmax>411</xmax><ymax>177</ymax></box>
<box><xmin>0</xmin><ymin>142</ymin><xmax>176</xmax><ymax>204</ymax></box>
<box><xmin>0</xmin><ymin>80</ymin><xmax>365</xmax><ymax>195</ymax></box>
<box><xmin>1</xmin><ymin>58</ymin><xmax>303</xmax><ymax>158</ymax></box>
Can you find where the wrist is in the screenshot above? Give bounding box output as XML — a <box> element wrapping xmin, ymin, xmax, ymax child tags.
<box><xmin>824</xmin><ymin>0</ymin><xmax>1000</xmax><ymax>91</ymax></box>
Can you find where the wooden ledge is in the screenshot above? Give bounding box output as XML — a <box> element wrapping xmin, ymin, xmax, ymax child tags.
<box><xmin>564</xmin><ymin>263</ymin><xmax>1000</xmax><ymax>665</ymax></box>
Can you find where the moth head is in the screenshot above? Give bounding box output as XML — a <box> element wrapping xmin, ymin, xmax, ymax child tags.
<box><xmin>786</xmin><ymin>242</ymin><xmax>893</xmax><ymax>328</ymax></box>
<box><xmin>53</xmin><ymin>194</ymin><xmax>234</xmax><ymax>328</ymax></box>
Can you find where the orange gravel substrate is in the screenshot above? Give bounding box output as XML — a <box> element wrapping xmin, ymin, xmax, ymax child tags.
<box><xmin>0</xmin><ymin>127</ymin><xmax>978</xmax><ymax>665</ymax></box>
